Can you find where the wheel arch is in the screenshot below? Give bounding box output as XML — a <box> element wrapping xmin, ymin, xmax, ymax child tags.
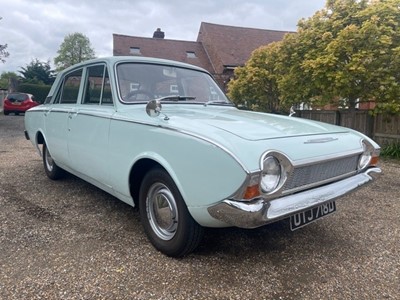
<box><xmin>129</xmin><ymin>158</ymin><xmax>166</xmax><ymax>207</ymax></box>
<box><xmin>36</xmin><ymin>130</ymin><xmax>45</xmax><ymax>145</ymax></box>
<box><xmin>33</xmin><ymin>130</ymin><xmax>46</xmax><ymax>156</ymax></box>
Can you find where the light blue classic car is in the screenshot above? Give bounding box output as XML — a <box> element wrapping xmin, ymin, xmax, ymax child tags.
<box><xmin>24</xmin><ymin>56</ymin><xmax>381</xmax><ymax>257</ymax></box>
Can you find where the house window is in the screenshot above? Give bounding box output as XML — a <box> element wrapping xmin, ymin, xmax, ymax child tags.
<box><xmin>130</xmin><ymin>47</ymin><xmax>141</xmax><ymax>55</ymax></box>
<box><xmin>186</xmin><ymin>51</ymin><xmax>196</xmax><ymax>58</ymax></box>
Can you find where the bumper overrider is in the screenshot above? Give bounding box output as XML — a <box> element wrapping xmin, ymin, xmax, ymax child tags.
<box><xmin>208</xmin><ymin>167</ymin><xmax>381</xmax><ymax>229</ymax></box>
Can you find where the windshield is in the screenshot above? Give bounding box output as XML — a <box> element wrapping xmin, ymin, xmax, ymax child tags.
<box><xmin>116</xmin><ymin>63</ymin><xmax>230</xmax><ymax>104</ymax></box>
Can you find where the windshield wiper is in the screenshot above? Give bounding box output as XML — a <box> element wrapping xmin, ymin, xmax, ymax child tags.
<box><xmin>203</xmin><ymin>100</ymin><xmax>234</xmax><ymax>106</ymax></box>
<box><xmin>157</xmin><ymin>95</ymin><xmax>196</xmax><ymax>102</ymax></box>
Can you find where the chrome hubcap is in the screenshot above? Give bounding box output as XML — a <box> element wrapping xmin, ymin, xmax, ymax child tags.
<box><xmin>146</xmin><ymin>183</ymin><xmax>178</xmax><ymax>241</ymax></box>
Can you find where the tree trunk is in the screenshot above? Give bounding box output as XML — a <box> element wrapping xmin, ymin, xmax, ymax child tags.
<box><xmin>348</xmin><ymin>98</ymin><xmax>357</xmax><ymax>129</ymax></box>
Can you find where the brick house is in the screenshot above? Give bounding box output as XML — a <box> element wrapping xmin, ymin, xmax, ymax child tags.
<box><xmin>113</xmin><ymin>22</ymin><xmax>290</xmax><ymax>90</ymax></box>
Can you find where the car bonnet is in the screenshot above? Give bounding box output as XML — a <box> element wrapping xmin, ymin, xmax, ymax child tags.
<box><xmin>161</xmin><ymin>105</ymin><xmax>349</xmax><ymax>141</ymax></box>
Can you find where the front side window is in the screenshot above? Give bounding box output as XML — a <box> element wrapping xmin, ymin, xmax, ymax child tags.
<box><xmin>83</xmin><ymin>65</ymin><xmax>104</xmax><ymax>105</ymax></box>
<box><xmin>82</xmin><ymin>64</ymin><xmax>113</xmax><ymax>106</ymax></box>
<box><xmin>116</xmin><ymin>63</ymin><xmax>229</xmax><ymax>104</ymax></box>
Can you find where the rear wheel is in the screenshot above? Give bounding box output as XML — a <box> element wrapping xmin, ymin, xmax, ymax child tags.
<box><xmin>139</xmin><ymin>168</ymin><xmax>204</xmax><ymax>257</ymax></box>
<box><xmin>3</xmin><ymin>110</ymin><xmax>9</xmax><ymax>115</ymax></box>
<box><xmin>43</xmin><ymin>143</ymin><xmax>65</xmax><ymax>180</ymax></box>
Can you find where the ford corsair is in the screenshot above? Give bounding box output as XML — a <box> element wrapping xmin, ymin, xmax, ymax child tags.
<box><xmin>24</xmin><ymin>57</ymin><xmax>381</xmax><ymax>257</ymax></box>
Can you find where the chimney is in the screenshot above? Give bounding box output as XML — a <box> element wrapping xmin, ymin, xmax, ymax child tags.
<box><xmin>153</xmin><ymin>28</ymin><xmax>165</xmax><ymax>39</ymax></box>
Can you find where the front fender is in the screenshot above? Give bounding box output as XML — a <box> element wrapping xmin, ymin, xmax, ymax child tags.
<box><xmin>108</xmin><ymin>120</ymin><xmax>248</xmax><ymax>209</ymax></box>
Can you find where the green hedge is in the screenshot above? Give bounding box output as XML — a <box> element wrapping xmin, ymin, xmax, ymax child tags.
<box><xmin>381</xmin><ymin>142</ymin><xmax>400</xmax><ymax>160</ymax></box>
<box><xmin>17</xmin><ymin>83</ymin><xmax>52</xmax><ymax>104</ymax></box>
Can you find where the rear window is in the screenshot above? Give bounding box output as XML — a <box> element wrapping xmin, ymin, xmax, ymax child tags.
<box><xmin>7</xmin><ymin>93</ymin><xmax>28</xmax><ymax>101</ymax></box>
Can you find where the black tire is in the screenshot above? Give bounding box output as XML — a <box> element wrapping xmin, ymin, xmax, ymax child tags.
<box><xmin>3</xmin><ymin>110</ymin><xmax>9</xmax><ymax>115</ymax></box>
<box><xmin>139</xmin><ymin>168</ymin><xmax>204</xmax><ymax>257</ymax></box>
<box><xmin>43</xmin><ymin>143</ymin><xmax>65</xmax><ymax>180</ymax></box>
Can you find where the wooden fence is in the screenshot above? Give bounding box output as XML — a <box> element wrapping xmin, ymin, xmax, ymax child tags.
<box><xmin>294</xmin><ymin>110</ymin><xmax>400</xmax><ymax>146</ymax></box>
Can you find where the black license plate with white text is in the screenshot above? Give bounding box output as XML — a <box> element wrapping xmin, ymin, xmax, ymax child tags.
<box><xmin>290</xmin><ymin>201</ymin><xmax>336</xmax><ymax>231</ymax></box>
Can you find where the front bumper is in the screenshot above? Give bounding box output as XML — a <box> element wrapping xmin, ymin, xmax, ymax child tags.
<box><xmin>207</xmin><ymin>167</ymin><xmax>381</xmax><ymax>228</ymax></box>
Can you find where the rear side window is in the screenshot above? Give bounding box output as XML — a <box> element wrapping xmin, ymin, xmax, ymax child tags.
<box><xmin>55</xmin><ymin>69</ymin><xmax>83</xmax><ymax>104</ymax></box>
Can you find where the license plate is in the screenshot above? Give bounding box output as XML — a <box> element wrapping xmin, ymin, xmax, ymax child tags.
<box><xmin>290</xmin><ymin>201</ymin><xmax>336</xmax><ymax>231</ymax></box>
<box><xmin>12</xmin><ymin>102</ymin><xmax>21</xmax><ymax>105</ymax></box>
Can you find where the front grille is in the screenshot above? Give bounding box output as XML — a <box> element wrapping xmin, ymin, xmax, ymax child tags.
<box><xmin>284</xmin><ymin>155</ymin><xmax>359</xmax><ymax>192</ymax></box>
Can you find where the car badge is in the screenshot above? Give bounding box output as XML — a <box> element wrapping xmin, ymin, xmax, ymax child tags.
<box><xmin>304</xmin><ymin>137</ymin><xmax>338</xmax><ymax>144</ymax></box>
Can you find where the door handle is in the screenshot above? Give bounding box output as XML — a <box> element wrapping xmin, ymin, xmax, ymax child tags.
<box><xmin>68</xmin><ymin>111</ymin><xmax>78</xmax><ymax>119</ymax></box>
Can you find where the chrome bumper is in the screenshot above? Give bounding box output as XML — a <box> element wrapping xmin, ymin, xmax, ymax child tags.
<box><xmin>207</xmin><ymin>167</ymin><xmax>381</xmax><ymax>229</ymax></box>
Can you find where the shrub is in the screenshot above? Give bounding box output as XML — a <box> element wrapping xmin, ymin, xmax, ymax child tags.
<box><xmin>381</xmin><ymin>142</ymin><xmax>400</xmax><ymax>160</ymax></box>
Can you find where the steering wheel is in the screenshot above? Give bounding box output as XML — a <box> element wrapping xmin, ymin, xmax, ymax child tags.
<box><xmin>125</xmin><ymin>90</ymin><xmax>154</xmax><ymax>102</ymax></box>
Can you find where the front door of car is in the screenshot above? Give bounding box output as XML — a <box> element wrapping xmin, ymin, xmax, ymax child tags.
<box><xmin>66</xmin><ymin>65</ymin><xmax>115</xmax><ymax>188</ymax></box>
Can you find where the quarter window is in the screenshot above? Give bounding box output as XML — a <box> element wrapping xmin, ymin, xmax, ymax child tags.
<box><xmin>101</xmin><ymin>68</ymin><xmax>113</xmax><ymax>105</ymax></box>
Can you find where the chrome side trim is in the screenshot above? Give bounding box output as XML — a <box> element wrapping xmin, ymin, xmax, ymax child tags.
<box><xmin>28</xmin><ymin>107</ymin><xmax>252</xmax><ymax>174</ymax></box>
<box><xmin>207</xmin><ymin>167</ymin><xmax>381</xmax><ymax>229</ymax></box>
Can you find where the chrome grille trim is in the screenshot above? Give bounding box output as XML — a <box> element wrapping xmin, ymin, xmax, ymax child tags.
<box><xmin>283</xmin><ymin>155</ymin><xmax>360</xmax><ymax>193</ymax></box>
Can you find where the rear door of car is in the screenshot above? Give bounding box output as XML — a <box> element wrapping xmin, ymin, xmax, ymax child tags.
<box><xmin>44</xmin><ymin>68</ymin><xmax>84</xmax><ymax>167</ymax></box>
<box><xmin>67</xmin><ymin>64</ymin><xmax>115</xmax><ymax>187</ymax></box>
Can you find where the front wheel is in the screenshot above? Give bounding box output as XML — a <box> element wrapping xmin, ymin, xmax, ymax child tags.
<box><xmin>139</xmin><ymin>168</ymin><xmax>204</xmax><ymax>257</ymax></box>
<box><xmin>43</xmin><ymin>143</ymin><xmax>65</xmax><ymax>180</ymax></box>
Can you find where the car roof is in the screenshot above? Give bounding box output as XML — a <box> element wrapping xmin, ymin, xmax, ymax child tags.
<box><xmin>61</xmin><ymin>56</ymin><xmax>209</xmax><ymax>75</ymax></box>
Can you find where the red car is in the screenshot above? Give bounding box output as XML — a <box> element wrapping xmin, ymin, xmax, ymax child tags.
<box><xmin>3</xmin><ymin>92</ymin><xmax>39</xmax><ymax>115</ymax></box>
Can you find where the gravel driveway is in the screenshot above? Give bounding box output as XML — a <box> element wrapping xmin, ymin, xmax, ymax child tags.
<box><xmin>0</xmin><ymin>114</ymin><xmax>399</xmax><ymax>299</ymax></box>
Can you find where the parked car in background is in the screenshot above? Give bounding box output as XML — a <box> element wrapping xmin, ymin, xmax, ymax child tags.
<box><xmin>24</xmin><ymin>56</ymin><xmax>381</xmax><ymax>257</ymax></box>
<box><xmin>3</xmin><ymin>92</ymin><xmax>39</xmax><ymax>115</ymax></box>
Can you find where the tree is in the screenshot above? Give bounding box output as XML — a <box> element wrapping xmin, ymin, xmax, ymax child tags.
<box><xmin>228</xmin><ymin>43</ymin><xmax>283</xmax><ymax>112</ymax></box>
<box><xmin>0</xmin><ymin>17</ymin><xmax>9</xmax><ymax>63</ymax></box>
<box><xmin>290</xmin><ymin>0</ymin><xmax>400</xmax><ymax>111</ymax></box>
<box><xmin>0</xmin><ymin>72</ymin><xmax>17</xmax><ymax>90</ymax></box>
<box><xmin>229</xmin><ymin>0</ymin><xmax>400</xmax><ymax>115</ymax></box>
<box><xmin>19</xmin><ymin>59</ymin><xmax>55</xmax><ymax>85</ymax></box>
<box><xmin>54</xmin><ymin>33</ymin><xmax>96</xmax><ymax>71</ymax></box>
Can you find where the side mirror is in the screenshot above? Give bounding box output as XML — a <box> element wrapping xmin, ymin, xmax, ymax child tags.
<box><xmin>146</xmin><ymin>100</ymin><xmax>169</xmax><ymax>120</ymax></box>
<box><xmin>146</xmin><ymin>99</ymin><xmax>162</xmax><ymax>117</ymax></box>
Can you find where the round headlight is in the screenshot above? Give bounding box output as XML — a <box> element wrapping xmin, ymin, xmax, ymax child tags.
<box><xmin>261</xmin><ymin>156</ymin><xmax>282</xmax><ymax>193</ymax></box>
<box><xmin>358</xmin><ymin>141</ymin><xmax>372</xmax><ymax>170</ymax></box>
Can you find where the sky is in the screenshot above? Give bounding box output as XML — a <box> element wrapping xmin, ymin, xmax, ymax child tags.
<box><xmin>0</xmin><ymin>0</ymin><xmax>327</xmax><ymax>74</ymax></box>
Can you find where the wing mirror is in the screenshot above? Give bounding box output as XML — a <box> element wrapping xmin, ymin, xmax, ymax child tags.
<box><xmin>146</xmin><ymin>100</ymin><xmax>169</xmax><ymax>120</ymax></box>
